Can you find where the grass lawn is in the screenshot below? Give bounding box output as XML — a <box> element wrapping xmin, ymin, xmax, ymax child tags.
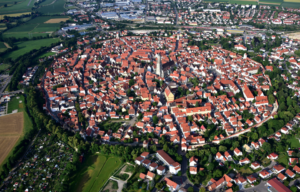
<box><xmin>39</xmin><ymin>52</ymin><xmax>56</xmax><ymax>58</ymax></box>
<box><xmin>0</xmin><ymin>94</ymin><xmax>33</xmax><ymax>171</ymax></box>
<box><xmin>3</xmin><ymin>38</ymin><xmax>60</xmax><ymax>60</ymax></box>
<box><xmin>3</xmin><ymin>16</ymin><xmax>68</xmax><ymax>39</ymax></box>
<box><xmin>0</xmin><ymin>0</ymin><xmax>34</xmax><ymax>15</ymax></box>
<box><xmin>277</xmin><ymin>153</ymin><xmax>289</xmax><ymax>167</ymax></box>
<box><xmin>38</xmin><ymin>0</ymin><xmax>67</xmax><ymax>14</ymax></box>
<box><xmin>288</xmin><ymin>137</ymin><xmax>300</xmax><ymax>149</ymax></box>
<box><xmin>239</xmin><ymin>168</ymin><xmax>253</xmax><ymax>175</ymax></box>
<box><xmin>0</xmin><ymin>64</ymin><xmax>10</xmax><ymax>72</ymax></box>
<box><xmin>70</xmin><ymin>154</ymin><xmax>122</xmax><ymax>192</ymax></box>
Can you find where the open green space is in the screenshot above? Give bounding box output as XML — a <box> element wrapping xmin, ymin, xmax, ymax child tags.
<box><xmin>38</xmin><ymin>51</ymin><xmax>56</xmax><ymax>58</ymax></box>
<box><xmin>0</xmin><ymin>64</ymin><xmax>10</xmax><ymax>73</ymax></box>
<box><xmin>0</xmin><ymin>42</ymin><xmax>7</xmax><ymax>53</ymax></box>
<box><xmin>277</xmin><ymin>153</ymin><xmax>289</xmax><ymax>166</ymax></box>
<box><xmin>230</xmin><ymin>0</ymin><xmax>258</xmax><ymax>4</ymax></box>
<box><xmin>0</xmin><ymin>0</ymin><xmax>34</xmax><ymax>15</ymax></box>
<box><xmin>70</xmin><ymin>154</ymin><xmax>122</xmax><ymax>192</ymax></box>
<box><xmin>282</xmin><ymin>2</ymin><xmax>300</xmax><ymax>7</ymax></box>
<box><xmin>3</xmin><ymin>16</ymin><xmax>67</xmax><ymax>39</ymax></box>
<box><xmin>38</xmin><ymin>0</ymin><xmax>67</xmax><ymax>14</ymax></box>
<box><xmin>0</xmin><ymin>94</ymin><xmax>33</xmax><ymax>171</ymax></box>
<box><xmin>288</xmin><ymin>136</ymin><xmax>300</xmax><ymax>149</ymax></box>
<box><xmin>3</xmin><ymin>38</ymin><xmax>60</xmax><ymax>60</ymax></box>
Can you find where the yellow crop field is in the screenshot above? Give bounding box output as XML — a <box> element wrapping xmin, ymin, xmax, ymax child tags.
<box><xmin>284</xmin><ymin>0</ymin><xmax>300</xmax><ymax>2</ymax></box>
<box><xmin>0</xmin><ymin>112</ymin><xmax>24</xmax><ymax>165</ymax></box>
<box><xmin>0</xmin><ymin>12</ymin><xmax>31</xmax><ymax>20</ymax></box>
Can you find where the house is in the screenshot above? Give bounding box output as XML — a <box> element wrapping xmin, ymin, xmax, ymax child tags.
<box><xmin>246</xmin><ymin>175</ymin><xmax>257</xmax><ymax>184</ymax></box>
<box><xmin>277</xmin><ymin>173</ymin><xmax>287</xmax><ymax>181</ymax></box>
<box><xmin>289</xmin><ymin>158</ymin><xmax>299</xmax><ymax>164</ymax></box>
<box><xmin>156</xmin><ymin>150</ymin><xmax>181</xmax><ymax>175</ymax></box>
<box><xmin>273</xmin><ymin>164</ymin><xmax>285</xmax><ymax>174</ymax></box>
<box><xmin>267</xmin><ymin>153</ymin><xmax>278</xmax><ymax>160</ymax></box>
<box><xmin>146</xmin><ymin>171</ymin><xmax>155</xmax><ymax>180</ymax></box>
<box><xmin>190</xmin><ymin>167</ymin><xmax>198</xmax><ymax>175</ymax></box>
<box><xmin>189</xmin><ymin>156</ymin><xmax>198</xmax><ymax>167</ymax></box>
<box><xmin>164</xmin><ymin>178</ymin><xmax>180</xmax><ymax>192</ymax></box>
<box><xmin>234</xmin><ymin>148</ymin><xmax>243</xmax><ymax>156</ymax></box>
<box><xmin>165</xmin><ymin>87</ymin><xmax>174</xmax><ymax>102</ymax></box>
<box><xmin>149</xmin><ymin>162</ymin><xmax>158</xmax><ymax>171</ymax></box>
<box><xmin>216</xmin><ymin>152</ymin><xmax>226</xmax><ymax>162</ymax></box>
<box><xmin>142</xmin><ymin>159</ymin><xmax>151</xmax><ymax>168</ymax></box>
<box><xmin>239</xmin><ymin>157</ymin><xmax>250</xmax><ymax>165</ymax></box>
<box><xmin>157</xmin><ymin>165</ymin><xmax>166</xmax><ymax>175</ymax></box>
<box><xmin>267</xmin><ymin>178</ymin><xmax>292</xmax><ymax>192</ymax></box>
<box><xmin>286</xmin><ymin>169</ymin><xmax>295</xmax><ymax>178</ymax></box>
<box><xmin>140</xmin><ymin>152</ymin><xmax>150</xmax><ymax>158</ymax></box>
<box><xmin>259</xmin><ymin>169</ymin><xmax>272</xmax><ymax>179</ymax></box>
<box><xmin>135</xmin><ymin>156</ymin><xmax>145</xmax><ymax>165</ymax></box>
<box><xmin>139</xmin><ymin>173</ymin><xmax>146</xmax><ymax>180</ymax></box>
<box><xmin>250</xmin><ymin>162</ymin><xmax>261</xmax><ymax>170</ymax></box>
<box><xmin>293</xmin><ymin>165</ymin><xmax>300</xmax><ymax>174</ymax></box>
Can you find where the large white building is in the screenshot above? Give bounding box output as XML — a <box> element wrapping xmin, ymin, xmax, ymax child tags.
<box><xmin>156</xmin><ymin>150</ymin><xmax>181</xmax><ymax>175</ymax></box>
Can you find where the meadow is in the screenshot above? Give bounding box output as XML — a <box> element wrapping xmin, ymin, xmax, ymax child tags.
<box><xmin>38</xmin><ymin>0</ymin><xmax>67</xmax><ymax>14</ymax></box>
<box><xmin>70</xmin><ymin>154</ymin><xmax>122</xmax><ymax>192</ymax></box>
<box><xmin>38</xmin><ymin>51</ymin><xmax>56</xmax><ymax>58</ymax></box>
<box><xmin>3</xmin><ymin>38</ymin><xmax>60</xmax><ymax>60</ymax></box>
<box><xmin>282</xmin><ymin>2</ymin><xmax>300</xmax><ymax>7</ymax></box>
<box><xmin>0</xmin><ymin>95</ymin><xmax>33</xmax><ymax>171</ymax></box>
<box><xmin>3</xmin><ymin>16</ymin><xmax>68</xmax><ymax>39</ymax></box>
<box><xmin>0</xmin><ymin>0</ymin><xmax>34</xmax><ymax>15</ymax></box>
<box><xmin>0</xmin><ymin>42</ymin><xmax>7</xmax><ymax>53</ymax></box>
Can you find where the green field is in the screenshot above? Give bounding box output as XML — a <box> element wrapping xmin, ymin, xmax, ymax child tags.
<box><xmin>288</xmin><ymin>137</ymin><xmax>300</xmax><ymax>148</ymax></box>
<box><xmin>282</xmin><ymin>2</ymin><xmax>300</xmax><ymax>7</ymax></box>
<box><xmin>230</xmin><ymin>0</ymin><xmax>258</xmax><ymax>4</ymax></box>
<box><xmin>3</xmin><ymin>16</ymin><xmax>67</xmax><ymax>39</ymax></box>
<box><xmin>0</xmin><ymin>95</ymin><xmax>33</xmax><ymax>171</ymax></box>
<box><xmin>70</xmin><ymin>154</ymin><xmax>122</xmax><ymax>192</ymax></box>
<box><xmin>277</xmin><ymin>153</ymin><xmax>289</xmax><ymax>166</ymax></box>
<box><xmin>39</xmin><ymin>51</ymin><xmax>56</xmax><ymax>58</ymax></box>
<box><xmin>0</xmin><ymin>42</ymin><xmax>7</xmax><ymax>53</ymax></box>
<box><xmin>0</xmin><ymin>0</ymin><xmax>34</xmax><ymax>15</ymax></box>
<box><xmin>3</xmin><ymin>38</ymin><xmax>60</xmax><ymax>60</ymax></box>
<box><xmin>38</xmin><ymin>0</ymin><xmax>67</xmax><ymax>14</ymax></box>
<box><xmin>0</xmin><ymin>64</ymin><xmax>10</xmax><ymax>73</ymax></box>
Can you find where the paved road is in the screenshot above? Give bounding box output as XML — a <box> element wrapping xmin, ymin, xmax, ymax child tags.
<box><xmin>0</xmin><ymin>76</ymin><xmax>11</xmax><ymax>95</ymax></box>
<box><xmin>109</xmin><ymin>177</ymin><xmax>126</xmax><ymax>192</ymax></box>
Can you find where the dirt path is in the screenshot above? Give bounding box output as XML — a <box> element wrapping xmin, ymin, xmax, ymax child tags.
<box><xmin>4</xmin><ymin>42</ymin><xmax>11</xmax><ymax>49</ymax></box>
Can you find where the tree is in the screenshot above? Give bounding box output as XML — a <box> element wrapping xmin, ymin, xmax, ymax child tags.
<box><xmin>187</xmin><ymin>116</ymin><xmax>193</xmax><ymax>122</ymax></box>
<box><xmin>163</xmin><ymin>144</ymin><xmax>168</xmax><ymax>151</ymax></box>
<box><xmin>233</xmin><ymin>141</ymin><xmax>239</xmax><ymax>149</ymax></box>
<box><xmin>251</xmin><ymin>132</ymin><xmax>258</xmax><ymax>140</ymax></box>
<box><xmin>262</xmin><ymin>142</ymin><xmax>271</xmax><ymax>153</ymax></box>
<box><xmin>213</xmin><ymin>169</ymin><xmax>223</xmax><ymax>178</ymax></box>
<box><xmin>268</xmin><ymin>94</ymin><xmax>275</xmax><ymax>104</ymax></box>
<box><xmin>207</xmin><ymin>163</ymin><xmax>215</xmax><ymax>171</ymax></box>
<box><xmin>153</xmin><ymin>116</ymin><xmax>158</xmax><ymax>125</ymax></box>
<box><xmin>219</xmin><ymin>145</ymin><xmax>227</xmax><ymax>153</ymax></box>
<box><xmin>129</xmin><ymin>79</ymin><xmax>135</xmax><ymax>86</ymax></box>
<box><xmin>187</xmin><ymin>186</ymin><xmax>194</xmax><ymax>192</ymax></box>
<box><xmin>199</xmin><ymin>187</ymin><xmax>206</xmax><ymax>192</ymax></box>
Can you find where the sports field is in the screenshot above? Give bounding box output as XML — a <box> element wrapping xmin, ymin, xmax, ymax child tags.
<box><xmin>3</xmin><ymin>16</ymin><xmax>68</xmax><ymax>39</ymax></box>
<box><xmin>38</xmin><ymin>0</ymin><xmax>67</xmax><ymax>15</ymax></box>
<box><xmin>0</xmin><ymin>95</ymin><xmax>33</xmax><ymax>169</ymax></box>
<box><xmin>70</xmin><ymin>154</ymin><xmax>122</xmax><ymax>192</ymax></box>
<box><xmin>3</xmin><ymin>38</ymin><xmax>60</xmax><ymax>60</ymax></box>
